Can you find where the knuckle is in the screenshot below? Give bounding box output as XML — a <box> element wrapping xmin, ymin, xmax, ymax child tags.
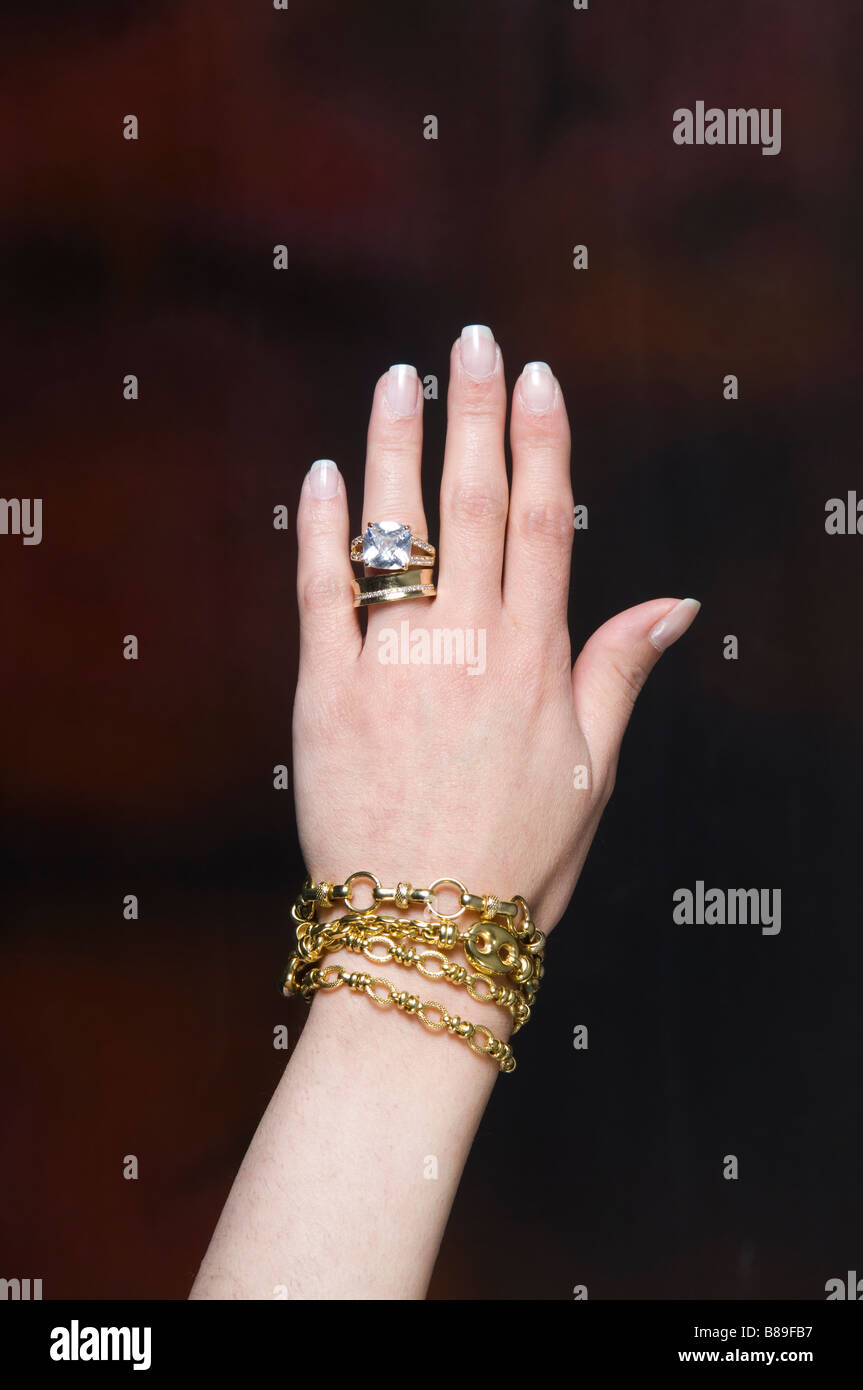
<box><xmin>298</xmin><ymin>508</ymin><xmax>337</xmax><ymax>546</ymax></box>
<box><xmin>300</xmin><ymin>571</ymin><xmax>351</xmax><ymax>615</ymax></box>
<box><xmin>515</xmin><ymin>404</ymin><xmax>569</xmax><ymax>445</ymax></box>
<box><xmin>456</xmin><ymin>372</ymin><xmax>503</xmax><ymax>419</ymax></box>
<box><xmin>371</xmin><ymin>443</ymin><xmax>418</xmax><ymax>481</ymax></box>
<box><xmin>515</xmin><ymin>500</ymin><xmax>574</xmax><ymax>543</ymax></box>
<box><xmin>445</xmin><ymin>485</ymin><xmax>508</xmax><ymax>529</ymax></box>
<box><xmin>365</xmin><ymin>462</ymin><xmax>422</xmax><ymax>515</ymax></box>
<box><xmin>607</xmin><ymin>650</ymin><xmax>647</xmax><ymax>708</ymax></box>
<box><xmin>458</xmin><ymin>394</ymin><xmax>499</xmax><ymax>423</ymax></box>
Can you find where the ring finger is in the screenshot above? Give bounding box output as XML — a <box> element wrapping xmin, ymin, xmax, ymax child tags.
<box><xmin>360</xmin><ymin>362</ymin><xmax>428</xmax><ymax>642</ymax></box>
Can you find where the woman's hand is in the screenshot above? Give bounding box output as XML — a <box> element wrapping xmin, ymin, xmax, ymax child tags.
<box><xmin>293</xmin><ymin>325</ymin><xmax>699</xmax><ymax>933</ymax></box>
<box><xmin>191</xmin><ymin>326</ymin><xmax>699</xmax><ymax>1300</ymax></box>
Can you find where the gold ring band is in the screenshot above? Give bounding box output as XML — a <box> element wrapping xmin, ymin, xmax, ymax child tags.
<box><xmin>352</xmin><ymin>568</ymin><xmax>436</xmax><ymax>608</ymax></box>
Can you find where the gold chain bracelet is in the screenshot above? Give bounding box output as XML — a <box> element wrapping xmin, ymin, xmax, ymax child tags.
<box><xmin>289</xmin><ymin>876</ymin><xmax>545</xmax><ymax>988</ymax></box>
<box><xmin>281</xmin><ymin>872</ymin><xmax>545</xmax><ymax>1073</ymax></box>
<box><xmin>301</xmin><ymin>963</ymin><xmax>517</xmax><ymax>1073</ymax></box>
<box><xmin>293</xmin><ymin>913</ymin><xmax>542</xmax><ymax>997</ymax></box>
<box><xmin>287</xmin><ymin>918</ymin><xmax>534</xmax><ymax>1030</ymax></box>
<box><xmin>295</xmin><ymin>872</ymin><xmax>521</xmax><ymax>922</ymax></box>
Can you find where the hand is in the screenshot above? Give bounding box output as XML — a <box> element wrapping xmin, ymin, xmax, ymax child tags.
<box><xmin>191</xmin><ymin>326</ymin><xmax>700</xmax><ymax>1300</ymax></box>
<box><xmin>292</xmin><ymin>325</ymin><xmax>699</xmax><ymax>935</ymax></box>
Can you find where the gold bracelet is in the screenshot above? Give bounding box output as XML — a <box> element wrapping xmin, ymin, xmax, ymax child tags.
<box><xmin>285</xmin><ymin>916</ymin><xmax>534</xmax><ymax>1030</ymax></box>
<box><xmin>282</xmin><ymin>873</ymin><xmax>545</xmax><ymax>1073</ymax></box>
<box><xmin>291</xmin><ymin>912</ymin><xmax>543</xmax><ymax>998</ymax></box>
<box><xmin>290</xmin><ymin>876</ymin><xmax>545</xmax><ymax>985</ymax></box>
<box><xmin>300</xmin><ymin>963</ymin><xmax>517</xmax><ymax>1073</ymax></box>
<box><xmin>294</xmin><ymin>873</ymin><xmax>521</xmax><ymax>923</ymax></box>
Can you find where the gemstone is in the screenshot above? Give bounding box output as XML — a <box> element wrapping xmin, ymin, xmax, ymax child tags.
<box><xmin>362</xmin><ymin>521</ymin><xmax>412</xmax><ymax>570</ymax></box>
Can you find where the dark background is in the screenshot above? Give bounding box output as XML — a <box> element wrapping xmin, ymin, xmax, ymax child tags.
<box><xmin>1</xmin><ymin>0</ymin><xmax>861</xmax><ymax>1299</ymax></box>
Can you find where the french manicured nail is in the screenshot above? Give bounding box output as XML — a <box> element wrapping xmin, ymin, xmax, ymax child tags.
<box><xmin>385</xmin><ymin>363</ymin><xmax>419</xmax><ymax>417</ymax></box>
<box><xmin>520</xmin><ymin>361</ymin><xmax>556</xmax><ymax>413</ymax></box>
<box><xmin>308</xmin><ymin>458</ymin><xmax>340</xmax><ymax>500</ymax></box>
<box><xmin>460</xmin><ymin>324</ymin><xmax>497</xmax><ymax>380</ymax></box>
<box><xmin>648</xmin><ymin>598</ymin><xmax>701</xmax><ymax>652</ymax></box>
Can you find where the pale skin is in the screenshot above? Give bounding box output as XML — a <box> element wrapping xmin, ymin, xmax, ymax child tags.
<box><xmin>190</xmin><ymin>324</ymin><xmax>699</xmax><ymax>1300</ymax></box>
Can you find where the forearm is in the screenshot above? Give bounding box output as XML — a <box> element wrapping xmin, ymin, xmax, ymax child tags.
<box><xmin>189</xmin><ymin>966</ymin><xmax>508</xmax><ymax>1300</ymax></box>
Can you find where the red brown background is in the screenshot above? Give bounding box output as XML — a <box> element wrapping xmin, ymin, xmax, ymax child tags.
<box><xmin>1</xmin><ymin>0</ymin><xmax>861</xmax><ymax>1298</ymax></box>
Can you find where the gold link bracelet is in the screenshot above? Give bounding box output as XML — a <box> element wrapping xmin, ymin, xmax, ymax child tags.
<box><xmin>287</xmin><ymin>922</ymin><xmax>533</xmax><ymax>1030</ymax></box>
<box><xmin>300</xmin><ymin>963</ymin><xmax>517</xmax><ymax>1074</ymax></box>
<box><xmin>282</xmin><ymin>873</ymin><xmax>545</xmax><ymax>1073</ymax></box>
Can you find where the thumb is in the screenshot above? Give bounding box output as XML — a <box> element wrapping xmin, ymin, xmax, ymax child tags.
<box><xmin>572</xmin><ymin>597</ymin><xmax>701</xmax><ymax>778</ymax></box>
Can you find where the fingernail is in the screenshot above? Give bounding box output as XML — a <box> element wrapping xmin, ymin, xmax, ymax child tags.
<box><xmin>460</xmin><ymin>324</ymin><xmax>497</xmax><ymax>380</ymax></box>
<box><xmin>519</xmin><ymin>361</ymin><xmax>556</xmax><ymax>413</ymax></box>
<box><xmin>308</xmin><ymin>458</ymin><xmax>340</xmax><ymax>500</ymax></box>
<box><xmin>648</xmin><ymin>597</ymin><xmax>701</xmax><ymax>652</ymax></box>
<box><xmin>385</xmin><ymin>363</ymin><xmax>419</xmax><ymax>417</ymax></box>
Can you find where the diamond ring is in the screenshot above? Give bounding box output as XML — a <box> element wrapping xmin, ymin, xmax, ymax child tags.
<box><xmin>350</xmin><ymin>521</ymin><xmax>436</xmax><ymax>571</ymax></box>
<box><xmin>350</xmin><ymin>521</ymin><xmax>437</xmax><ymax>608</ymax></box>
